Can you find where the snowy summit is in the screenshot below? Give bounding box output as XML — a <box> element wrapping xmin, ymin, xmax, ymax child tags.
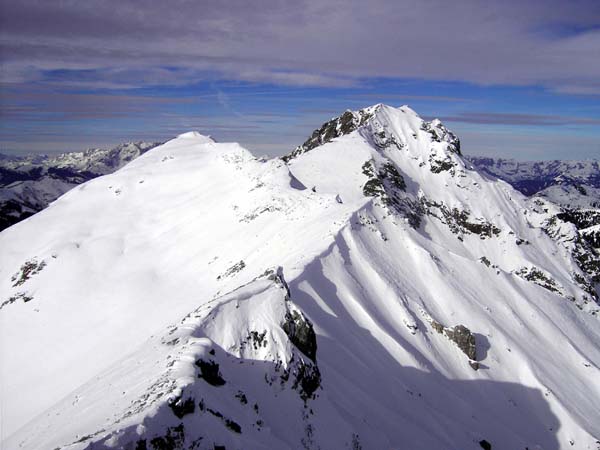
<box><xmin>1</xmin><ymin>104</ymin><xmax>599</xmax><ymax>450</ymax></box>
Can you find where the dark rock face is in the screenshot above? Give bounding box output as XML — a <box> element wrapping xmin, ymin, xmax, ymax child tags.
<box><xmin>479</xmin><ymin>439</ymin><xmax>492</xmax><ymax>450</ymax></box>
<box><xmin>11</xmin><ymin>259</ymin><xmax>46</xmax><ymax>287</ymax></box>
<box><xmin>293</xmin><ymin>359</ymin><xmax>321</xmax><ymax>401</ymax></box>
<box><xmin>217</xmin><ymin>260</ymin><xmax>246</xmax><ymax>280</ymax></box>
<box><xmin>1</xmin><ymin>258</ymin><xmax>47</xmax><ymax>310</ymax></box>
<box><xmin>1</xmin><ymin>292</ymin><xmax>34</xmax><ymax>310</ymax></box>
<box><xmin>420</xmin><ymin>120</ymin><xmax>461</xmax><ymax>156</ymax></box>
<box><xmin>246</xmin><ymin>330</ymin><xmax>268</xmax><ymax>350</ymax></box>
<box><xmin>469</xmin><ymin>361</ymin><xmax>481</xmax><ymax>370</ymax></box>
<box><xmin>168</xmin><ymin>396</ymin><xmax>196</xmax><ymax>419</ymax></box>
<box><xmin>515</xmin><ymin>266</ymin><xmax>562</xmax><ymax>295</ymax></box>
<box><xmin>542</xmin><ymin>214</ymin><xmax>600</xmax><ymax>312</ymax></box>
<box><xmin>148</xmin><ymin>423</ymin><xmax>186</xmax><ymax>450</ymax></box>
<box><xmin>431</xmin><ymin>321</ymin><xmax>445</xmax><ymax>334</ymax></box>
<box><xmin>444</xmin><ymin>325</ymin><xmax>477</xmax><ymax>361</ymax></box>
<box><xmin>205</xmin><ymin>406</ymin><xmax>242</xmax><ymax>434</ymax></box>
<box><xmin>362</xmin><ymin>159</ymin><xmax>406</xmax><ymax>200</ymax></box>
<box><xmin>282</xmin><ymin>106</ymin><xmax>379</xmax><ymax>162</ymax></box>
<box><xmin>569</xmin><ymin>241</ymin><xmax>600</xmax><ymax>313</ymax></box>
<box><xmin>424</xmin><ymin>200</ymin><xmax>500</xmax><ymax>239</ymax></box>
<box><xmin>370</xmin><ymin>129</ymin><xmax>404</xmax><ymax>152</ymax></box>
<box><xmin>195</xmin><ymin>359</ymin><xmax>226</xmax><ymax>386</ymax></box>
<box><xmin>429</xmin><ymin>158</ymin><xmax>455</xmax><ymax>174</ymax></box>
<box><xmin>379</xmin><ymin>162</ymin><xmax>406</xmax><ymax>192</ymax></box>
<box><xmin>360</xmin><ymin>159</ymin><xmax>423</xmax><ymax>229</ymax></box>
<box><xmin>558</xmin><ymin>209</ymin><xmax>600</xmax><ymax>249</ymax></box>
<box><xmin>282</xmin><ymin>310</ymin><xmax>317</xmax><ymax>362</ymax></box>
<box><xmin>224</xmin><ymin>418</ymin><xmax>241</xmax><ymax>434</ymax></box>
<box><xmin>572</xmin><ymin>240</ymin><xmax>600</xmax><ymax>284</ymax></box>
<box><xmin>432</xmin><ymin>321</ymin><xmax>478</xmax><ymax>365</ymax></box>
<box><xmin>262</xmin><ymin>266</ymin><xmax>291</xmax><ymax>300</ymax></box>
<box><xmin>557</xmin><ymin>209</ymin><xmax>600</xmax><ymax>231</ymax></box>
<box><xmin>581</xmin><ymin>227</ymin><xmax>600</xmax><ymax>249</ymax></box>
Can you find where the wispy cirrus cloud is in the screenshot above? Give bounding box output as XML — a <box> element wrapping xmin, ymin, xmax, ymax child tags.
<box><xmin>0</xmin><ymin>86</ymin><xmax>196</xmax><ymax>120</ymax></box>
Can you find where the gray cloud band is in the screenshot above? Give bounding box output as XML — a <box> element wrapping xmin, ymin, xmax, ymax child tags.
<box><xmin>1</xmin><ymin>0</ymin><xmax>600</xmax><ymax>92</ymax></box>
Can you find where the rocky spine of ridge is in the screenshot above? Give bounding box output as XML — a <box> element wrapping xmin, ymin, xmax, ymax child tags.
<box><xmin>282</xmin><ymin>105</ymin><xmax>381</xmax><ymax>162</ymax></box>
<box><xmin>26</xmin><ymin>270</ymin><xmax>323</xmax><ymax>450</ymax></box>
<box><xmin>283</xmin><ymin>104</ymin><xmax>461</xmax><ymax>163</ymax></box>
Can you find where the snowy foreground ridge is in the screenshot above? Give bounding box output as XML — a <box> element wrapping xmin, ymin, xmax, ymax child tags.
<box><xmin>1</xmin><ymin>104</ymin><xmax>599</xmax><ymax>450</ymax></box>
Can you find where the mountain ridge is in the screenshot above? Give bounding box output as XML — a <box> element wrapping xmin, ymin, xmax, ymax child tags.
<box><xmin>1</xmin><ymin>105</ymin><xmax>600</xmax><ymax>449</ymax></box>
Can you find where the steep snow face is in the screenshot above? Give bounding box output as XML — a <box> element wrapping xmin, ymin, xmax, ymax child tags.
<box><xmin>0</xmin><ymin>142</ymin><xmax>161</xmax><ymax>231</ymax></box>
<box><xmin>2</xmin><ymin>107</ymin><xmax>600</xmax><ymax>450</ymax></box>
<box><xmin>466</xmin><ymin>155</ymin><xmax>600</xmax><ymax>284</ymax></box>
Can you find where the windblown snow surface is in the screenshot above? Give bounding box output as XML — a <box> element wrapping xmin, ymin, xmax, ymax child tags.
<box><xmin>0</xmin><ymin>142</ymin><xmax>161</xmax><ymax>231</ymax></box>
<box><xmin>1</xmin><ymin>106</ymin><xmax>600</xmax><ymax>450</ymax></box>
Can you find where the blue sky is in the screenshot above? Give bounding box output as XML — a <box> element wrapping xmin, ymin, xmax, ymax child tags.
<box><xmin>1</xmin><ymin>0</ymin><xmax>599</xmax><ymax>159</ymax></box>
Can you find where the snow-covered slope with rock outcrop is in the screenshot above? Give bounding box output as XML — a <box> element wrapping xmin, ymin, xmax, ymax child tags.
<box><xmin>466</xmin><ymin>156</ymin><xmax>600</xmax><ymax>285</ymax></box>
<box><xmin>1</xmin><ymin>105</ymin><xmax>600</xmax><ymax>450</ymax></box>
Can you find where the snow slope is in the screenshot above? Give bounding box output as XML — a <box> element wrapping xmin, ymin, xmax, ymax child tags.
<box><xmin>1</xmin><ymin>106</ymin><xmax>600</xmax><ymax>450</ymax></box>
<box><xmin>0</xmin><ymin>142</ymin><xmax>161</xmax><ymax>231</ymax></box>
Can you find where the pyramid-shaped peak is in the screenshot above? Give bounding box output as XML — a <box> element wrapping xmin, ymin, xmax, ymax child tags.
<box><xmin>282</xmin><ymin>104</ymin><xmax>457</xmax><ymax>162</ymax></box>
<box><xmin>332</xmin><ymin>103</ymin><xmax>416</xmax><ymax>125</ymax></box>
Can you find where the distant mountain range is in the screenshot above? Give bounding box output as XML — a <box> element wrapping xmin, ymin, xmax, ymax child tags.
<box><xmin>466</xmin><ymin>156</ymin><xmax>600</xmax><ymax>249</ymax></box>
<box><xmin>466</xmin><ymin>156</ymin><xmax>600</xmax><ymax>208</ymax></box>
<box><xmin>0</xmin><ymin>142</ymin><xmax>161</xmax><ymax>230</ymax></box>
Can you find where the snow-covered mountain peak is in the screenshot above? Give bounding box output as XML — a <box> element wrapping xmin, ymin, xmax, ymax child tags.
<box><xmin>176</xmin><ymin>131</ymin><xmax>215</xmax><ymax>142</ymax></box>
<box><xmin>283</xmin><ymin>103</ymin><xmax>460</xmax><ymax>164</ymax></box>
<box><xmin>123</xmin><ymin>133</ymin><xmax>254</xmax><ymax>173</ymax></box>
<box><xmin>283</xmin><ymin>104</ymin><xmax>495</xmax><ymax>236</ymax></box>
